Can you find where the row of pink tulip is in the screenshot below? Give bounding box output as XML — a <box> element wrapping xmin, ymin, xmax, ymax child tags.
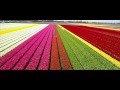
<box><xmin>0</xmin><ymin>25</ymin><xmax>50</xmax><ymax>70</ymax></box>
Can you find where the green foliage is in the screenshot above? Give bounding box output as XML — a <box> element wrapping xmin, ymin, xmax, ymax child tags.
<box><xmin>57</xmin><ymin>25</ymin><xmax>119</xmax><ymax>70</ymax></box>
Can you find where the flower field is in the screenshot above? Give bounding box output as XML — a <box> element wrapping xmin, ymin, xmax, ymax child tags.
<box><xmin>0</xmin><ymin>23</ymin><xmax>120</xmax><ymax>70</ymax></box>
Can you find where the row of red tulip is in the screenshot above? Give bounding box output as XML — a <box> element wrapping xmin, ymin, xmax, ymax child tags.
<box><xmin>61</xmin><ymin>25</ymin><xmax>120</xmax><ymax>61</ymax></box>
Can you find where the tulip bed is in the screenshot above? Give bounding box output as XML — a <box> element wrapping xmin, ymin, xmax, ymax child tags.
<box><xmin>55</xmin><ymin>26</ymin><xmax>73</xmax><ymax>70</ymax></box>
<box><xmin>0</xmin><ymin>24</ymin><xmax>48</xmax><ymax>57</ymax></box>
<box><xmin>0</xmin><ymin>24</ymin><xmax>51</xmax><ymax>70</ymax></box>
<box><xmin>50</xmin><ymin>29</ymin><xmax>61</xmax><ymax>70</ymax></box>
<box><xmin>50</xmin><ymin>25</ymin><xmax>73</xmax><ymax>70</ymax></box>
<box><xmin>61</xmin><ymin>25</ymin><xmax>120</xmax><ymax>62</ymax></box>
<box><xmin>0</xmin><ymin>23</ymin><xmax>120</xmax><ymax>70</ymax></box>
<box><xmin>57</xmin><ymin>25</ymin><xmax>119</xmax><ymax>70</ymax></box>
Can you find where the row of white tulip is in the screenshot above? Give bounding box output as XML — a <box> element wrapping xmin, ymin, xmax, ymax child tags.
<box><xmin>0</xmin><ymin>24</ymin><xmax>49</xmax><ymax>57</ymax></box>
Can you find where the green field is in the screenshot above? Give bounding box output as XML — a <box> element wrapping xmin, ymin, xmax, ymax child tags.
<box><xmin>57</xmin><ymin>25</ymin><xmax>119</xmax><ymax>70</ymax></box>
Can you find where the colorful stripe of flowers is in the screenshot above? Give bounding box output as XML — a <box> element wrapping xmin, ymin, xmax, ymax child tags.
<box><xmin>0</xmin><ymin>23</ymin><xmax>120</xmax><ymax>70</ymax></box>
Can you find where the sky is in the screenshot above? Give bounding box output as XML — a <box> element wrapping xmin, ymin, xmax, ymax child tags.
<box><xmin>81</xmin><ymin>20</ymin><xmax>120</xmax><ymax>23</ymax></box>
<box><xmin>54</xmin><ymin>20</ymin><xmax>120</xmax><ymax>23</ymax></box>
